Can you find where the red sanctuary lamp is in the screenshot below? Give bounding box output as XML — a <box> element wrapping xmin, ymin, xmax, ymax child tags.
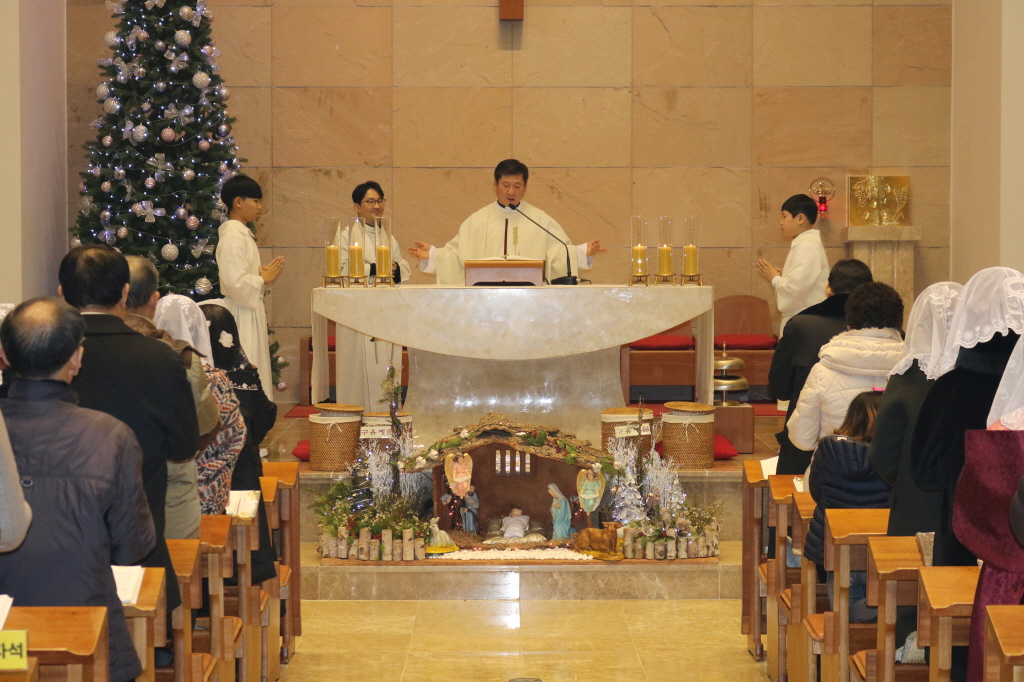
<box><xmin>809</xmin><ymin>177</ymin><xmax>835</xmax><ymax>214</ymax></box>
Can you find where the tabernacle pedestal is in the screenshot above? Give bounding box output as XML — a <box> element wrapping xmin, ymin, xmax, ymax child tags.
<box><xmin>311</xmin><ymin>285</ymin><xmax>715</xmax><ymax>446</ymax></box>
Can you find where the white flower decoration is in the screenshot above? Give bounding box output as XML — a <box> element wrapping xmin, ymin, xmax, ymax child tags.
<box><xmin>591</xmin><ymin>462</ymin><xmax>602</xmax><ymax>473</ymax></box>
<box><xmin>426</xmin><ymin>449</ymin><xmax>438</xmax><ymax>459</ymax></box>
<box><xmin>218</xmin><ymin>330</ymin><xmax>234</xmax><ymax>348</ymax></box>
<box><xmin>460</xmin><ymin>429</ymin><xmax>470</xmax><ymax>439</ymax></box>
<box><xmin>415</xmin><ymin>456</ymin><xmax>427</xmax><ymax>469</ymax></box>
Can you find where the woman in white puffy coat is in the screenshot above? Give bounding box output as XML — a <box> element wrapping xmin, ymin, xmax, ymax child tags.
<box><xmin>789</xmin><ymin>282</ymin><xmax>906</xmax><ymax>452</ymax></box>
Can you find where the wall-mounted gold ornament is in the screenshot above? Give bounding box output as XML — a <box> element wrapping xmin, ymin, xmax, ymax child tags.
<box><xmin>847</xmin><ymin>176</ymin><xmax>910</xmax><ymax>227</ymax></box>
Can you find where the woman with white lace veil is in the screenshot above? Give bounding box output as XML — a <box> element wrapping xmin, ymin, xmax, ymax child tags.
<box><xmin>867</xmin><ymin>281</ymin><xmax>962</xmax><ymax>538</ymax></box>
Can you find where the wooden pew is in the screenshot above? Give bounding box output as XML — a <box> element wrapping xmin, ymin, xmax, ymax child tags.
<box><xmin>260</xmin><ymin>462</ymin><xmax>301</xmax><ymax>658</ymax></box>
<box><xmin>125</xmin><ymin>567</ymin><xmax>167</xmax><ymax>682</ymax></box>
<box><xmin>197</xmin><ymin>515</ymin><xmax>236</xmax><ymax>682</ymax></box>
<box><xmin>165</xmin><ymin>539</ymin><xmax>216</xmax><ymax>682</ymax></box>
<box><xmin>784</xmin><ymin>490</ymin><xmax>819</xmax><ymax>682</ymax></box>
<box><xmin>917</xmin><ymin>566</ymin><xmax>980</xmax><ymax>682</ymax></box>
<box><xmin>742</xmin><ymin>459</ymin><xmax>769</xmax><ymax>661</ymax></box>
<box><xmin>984</xmin><ymin>605</ymin><xmax>1024</xmax><ymax>682</ymax></box>
<box><xmin>766</xmin><ymin>475</ymin><xmax>800</xmax><ymax>682</ymax></box>
<box><xmin>228</xmin><ymin>514</ymin><xmax>262</xmax><ymax>682</ymax></box>
<box><xmin>258</xmin><ymin>478</ymin><xmax>281</xmax><ymax>682</ymax></box>
<box><xmin>5</xmin><ymin>606</ymin><xmax>109</xmax><ymax>682</ymax></box>
<box><xmin>0</xmin><ymin>658</ymin><xmax>39</xmax><ymax>682</ymax></box>
<box><xmin>856</xmin><ymin>536</ymin><xmax>927</xmax><ymax>682</ymax></box>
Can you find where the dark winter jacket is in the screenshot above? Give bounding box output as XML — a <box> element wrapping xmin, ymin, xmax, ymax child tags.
<box><xmin>769</xmin><ymin>294</ymin><xmax>849</xmax><ymax>475</ymax></box>
<box><xmin>0</xmin><ymin>380</ymin><xmax>156</xmax><ymax>682</ymax></box>
<box><xmin>804</xmin><ymin>435</ymin><xmax>891</xmax><ymax>567</ymax></box>
<box><xmin>909</xmin><ymin>333</ymin><xmax>1018</xmax><ymax>567</ymax></box>
<box><xmin>867</xmin><ymin>361</ymin><xmax>944</xmax><ymax>537</ymax></box>
<box><xmin>1011</xmin><ymin>473</ymin><xmax>1024</xmax><ymax>549</ymax></box>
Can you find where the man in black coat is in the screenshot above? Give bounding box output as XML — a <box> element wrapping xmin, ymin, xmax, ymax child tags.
<box><xmin>0</xmin><ymin>298</ymin><xmax>156</xmax><ymax>682</ymax></box>
<box><xmin>58</xmin><ymin>246</ymin><xmax>199</xmax><ymax>631</ymax></box>
<box><xmin>769</xmin><ymin>259</ymin><xmax>874</xmax><ymax>474</ymax></box>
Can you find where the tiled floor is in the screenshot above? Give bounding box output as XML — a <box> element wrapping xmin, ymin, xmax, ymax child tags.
<box><xmin>282</xmin><ymin>599</ymin><xmax>768</xmax><ymax>682</ymax></box>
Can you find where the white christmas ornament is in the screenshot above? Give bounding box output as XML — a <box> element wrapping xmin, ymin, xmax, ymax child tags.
<box><xmin>161</xmin><ymin>243</ymin><xmax>180</xmax><ymax>261</ymax></box>
<box><xmin>194</xmin><ymin>277</ymin><xmax>212</xmax><ymax>295</ymax></box>
<box><xmin>174</xmin><ymin>30</ymin><xmax>192</xmax><ymax>47</ymax></box>
<box><xmin>103</xmin><ymin>31</ymin><xmax>120</xmax><ymax>48</ymax></box>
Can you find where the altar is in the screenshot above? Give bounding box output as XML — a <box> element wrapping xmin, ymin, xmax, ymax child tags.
<box><xmin>311</xmin><ymin>285</ymin><xmax>715</xmax><ymax>446</ymax></box>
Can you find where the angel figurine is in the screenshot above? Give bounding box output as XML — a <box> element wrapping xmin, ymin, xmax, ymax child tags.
<box><xmin>577</xmin><ymin>469</ymin><xmax>606</xmax><ymax>528</ymax></box>
<box><xmin>444</xmin><ymin>453</ymin><xmax>473</xmax><ymax>498</ymax></box>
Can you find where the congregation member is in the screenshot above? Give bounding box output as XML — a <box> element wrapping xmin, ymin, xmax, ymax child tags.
<box><xmin>58</xmin><ymin>245</ymin><xmax>198</xmax><ymax>646</ymax></box>
<box><xmin>201</xmin><ymin>302</ymin><xmax>278</xmax><ymax>583</ymax></box>
<box><xmin>333</xmin><ymin>181</ymin><xmax>412</xmax><ymax>410</ymax></box>
<box><xmin>755</xmin><ymin>194</ymin><xmax>831</xmax><ymax>335</ymax></box>
<box><xmin>409</xmin><ymin>159</ymin><xmax>606</xmax><ymax>284</ymax></box>
<box><xmin>0</xmin><ymin>298</ymin><xmax>155</xmax><ymax>682</ymax></box>
<box><xmin>125</xmin><ymin>256</ymin><xmax>219</xmax><ymax>539</ymax></box>
<box><xmin>787</xmin><ymin>282</ymin><xmax>905</xmax><ymax>453</ymax></box>
<box><xmin>0</xmin><ymin>411</ymin><xmax>30</xmax><ymax>552</ymax></box>
<box><xmin>768</xmin><ymin>258</ymin><xmax>873</xmax><ymax>474</ymax></box>
<box><xmin>1013</xmin><ymin>473</ymin><xmax>1024</xmax><ymax>548</ymax></box>
<box><xmin>217</xmin><ymin>174</ymin><xmax>283</xmax><ymax>402</ymax></box>
<box><xmin>868</xmin><ymin>282</ymin><xmax>962</xmax><ymax>537</ymax></box>
<box><xmin>156</xmin><ymin>294</ymin><xmax>246</xmax><ymax>515</ymax></box>
<box><xmin>803</xmin><ymin>390</ymin><xmax>888</xmax><ymax>623</ymax></box>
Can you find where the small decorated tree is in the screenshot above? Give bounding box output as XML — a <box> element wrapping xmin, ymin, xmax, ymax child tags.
<box><xmin>607</xmin><ymin>436</ymin><xmax>647</xmax><ymax>526</ymax></box>
<box><xmin>74</xmin><ymin>0</ymin><xmax>241</xmax><ymax>298</ymax></box>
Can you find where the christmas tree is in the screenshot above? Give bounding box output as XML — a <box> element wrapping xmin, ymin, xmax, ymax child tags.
<box><xmin>73</xmin><ymin>0</ymin><xmax>241</xmax><ymax>299</ymax></box>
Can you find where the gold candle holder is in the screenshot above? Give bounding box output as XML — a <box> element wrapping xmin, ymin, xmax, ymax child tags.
<box><xmin>370</xmin><ymin>217</ymin><xmax>395</xmax><ymax>288</ymax></box>
<box><xmin>629</xmin><ymin>216</ymin><xmax>650</xmax><ymax>285</ymax></box>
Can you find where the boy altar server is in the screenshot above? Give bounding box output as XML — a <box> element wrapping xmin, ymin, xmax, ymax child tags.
<box><xmin>217</xmin><ymin>175</ymin><xmax>283</xmax><ymax>401</ymax></box>
<box><xmin>409</xmin><ymin>159</ymin><xmax>606</xmax><ymax>284</ymax></box>
<box><xmin>756</xmin><ymin>194</ymin><xmax>830</xmax><ymax>335</ymax></box>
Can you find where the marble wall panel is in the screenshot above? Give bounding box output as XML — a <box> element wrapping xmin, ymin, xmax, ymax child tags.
<box><xmin>207</xmin><ymin>0</ymin><xmax>272</xmax><ymax>6</ymax></box>
<box><xmin>272</xmin><ymin>8</ymin><xmax>392</xmax><ymax>87</ymax></box>
<box><xmin>872</xmin><ymin>86</ymin><xmax>951</xmax><ymax>167</ymax></box>
<box><xmin>272</xmin><ymin>88</ymin><xmax>393</xmax><ymax>168</ymax></box>
<box><xmin>67</xmin><ymin>84</ymin><xmax>103</xmax><ymax>225</ymax></box>
<box><xmin>915</xmin><ymin>246</ymin><xmax>950</xmax><ymax>293</ymax></box>
<box><xmin>633</xmin><ymin>7</ymin><xmax>753</xmax><ymax>87</ymax></box>
<box><xmin>526</xmin><ymin>168</ymin><xmax>633</xmax><ymax>247</ymax></box>
<box><xmin>873</xmin><ymin>0</ymin><xmax>950</xmax><ymax>9</ymax></box>
<box><xmin>633</xmin><ymin>88</ymin><xmax>752</xmax><ymax>168</ymax></box>
<box><xmin>264</xmin><ymin>247</ymin><xmax>323</xmax><ymax>328</ymax></box>
<box><xmin>751</xmin><ymin>167</ymin><xmax>869</xmax><ymax>248</ymax></box>
<box><xmin>872</xmin><ymin>6</ymin><xmax>952</xmax><ymax>87</ymax></box>
<box><xmin>753</xmin><ymin>7</ymin><xmax>872</xmax><ymax>86</ymax></box>
<box><xmin>66</xmin><ymin>7</ymin><xmax>115</xmax><ymax>87</ymax></box>
<box><xmin>393</xmin><ymin>8</ymin><xmax>510</xmax><ymax>87</ymax></box>
<box><xmin>512</xmin><ymin>88</ymin><xmax>631</xmax><ymax>168</ymax></box>
<box><xmin>632</xmin><ymin>168</ymin><xmax>753</xmax><ymax>248</ymax></box>
<box><xmin>753</xmin><ymin>87</ymin><xmax>872</xmax><ymax>167</ymax></box>
<box><xmin>229</xmin><ymin>87</ymin><xmax>272</xmax><ymax>169</ymax></box>
<box><xmin>393</xmin><ymin>88</ymin><xmax>511</xmax><ymax>167</ymax></box>
<box><xmin>511</xmin><ymin>7</ymin><xmax>632</xmax><ymax>87</ymax></box>
<box><xmin>633</xmin><ymin>0</ymin><xmax>750</xmax><ymax>7</ymax></box>
<box><xmin>213</xmin><ymin>7</ymin><xmax>272</xmax><ymax>88</ymax></box>
<box><xmin>530</xmin><ymin>0</ymin><xmax>631</xmax><ymax>7</ymax></box>
<box><xmin>247</xmin><ymin>166</ymin><xmax>274</xmax><ymax>244</ymax></box>
<box><xmin>698</xmin><ymin>248</ymin><xmax>754</xmax><ymax>301</ymax></box>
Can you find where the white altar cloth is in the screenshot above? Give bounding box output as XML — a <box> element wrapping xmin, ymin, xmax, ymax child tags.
<box><xmin>312</xmin><ymin>285</ymin><xmax>714</xmax><ymax>447</ymax></box>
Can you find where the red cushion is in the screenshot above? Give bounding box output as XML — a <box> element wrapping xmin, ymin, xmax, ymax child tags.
<box><xmin>714</xmin><ymin>334</ymin><xmax>777</xmax><ymax>350</ymax></box>
<box><xmin>713</xmin><ymin>434</ymin><xmax>739</xmax><ymax>460</ymax></box>
<box><xmin>630</xmin><ymin>334</ymin><xmax>695</xmax><ymax>351</ymax></box>
<box><xmin>307</xmin><ymin>337</ymin><xmax>338</xmax><ymax>352</ymax></box>
<box><xmin>292</xmin><ymin>439</ymin><xmax>311</xmax><ymax>462</ymax></box>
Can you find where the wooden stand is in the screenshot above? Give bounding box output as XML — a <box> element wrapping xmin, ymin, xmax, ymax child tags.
<box><xmin>628</xmin><ymin>274</ymin><xmax>650</xmax><ymax>286</ymax></box>
<box><xmin>323</xmin><ymin>275</ymin><xmax>343</xmax><ymax>288</ymax></box>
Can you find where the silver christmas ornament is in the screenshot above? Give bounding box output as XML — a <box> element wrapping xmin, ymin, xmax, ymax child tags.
<box><xmin>217</xmin><ymin>86</ymin><xmax>230</xmax><ymax>101</ymax></box>
<box><xmin>174</xmin><ymin>207</ymin><xmax>188</xmax><ymax>220</ymax></box>
<box><xmin>197</xmin><ymin>139</ymin><xmax>210</xmax><ymax>152</ymax></box>
<box><xmin>144</xmin><ymin>177</ymin><xmax>157</xmax><ymax>189</ymax></box>
<box><xmin>194</xmin><ymin>277</ymin><xmax>212</xmax><ymax>295</ymax></box>
<box><xmin>179</xmin><ymin>6</ymin><xmax>195</xmax><ymax>21</ymax></box>
<box><xmin>161</xmin><ymin>243</ymin><xmax>180</xmax><ymax>261</ymax></box>
<box><xmin>192</xmin><ymin>71</ymin><xmax>210</xmax><ymax>89</ymax></box>
<box><xmin>134</xmin><ymin>66</ymin><xmax>146</xmax><ymax>79</ymax></box>
<box><xmin>216</xmin><ymin>123</ymin><xmax>231</xmax><ymax>138</ymax></box>
<box><xmin>103</xmin><ymin>98</ymin><xmax>121</xmax><ymax>115</ymax></box>
<box><xmin>113</xmin><ymin>167</ymin><xmax>126</xmax><ymax>180</ymax></box>
<box><xmin>90</xmin><ymin>166</ymin><xmax>102</xmax><ymax>177</ymax></box>
<box><xmin>102</xmin><ymin>135</ymin><xmax>114</xmax><ymax>147</ymax></box>
<box><xmin>137</xmin><ymin>30</ymin><xmax>149</xmax><ymax>42</ymax></box>
<box><xmin>131</xmin><ymin>125</ymin><xmax>148</xmax><ymax>143</ymax></box>
<box><xmin>100</xmin><ymin>210</ymin><xmax>112</xmax><ymax>223</ymax></box>
<box><xmin>218</xmin><ymin>163</ymin><xmax>228</xmax><ymax>174</ymax></box>
<box><xmin>276</xmin><ymin>381</ymin><xmax>287</xmax><ymax>392</ymax></box>
<box><xmin>141</xmin><ymin>102</ymin><xmax>152</xmax><ymax>113</ymax></box>
<box><xmin>103</xmin><ymin>31</ymin><xmax>120</xmax><ymax>48</ymax></box>
<box><xmin>174</xmin><ymin>30</ymin><xmax>191</xmax><ymax>47</ymax></box>
<box><xmin>116</xmin><ymin>227</ymin><xmax>129</xmax><ymax>239</ymax></box>
<box><xmin>160</xmin><ymin>127</ymin><xmax>176</xmax><ymax>142</ymax></box>
<box><xmin>182</xmin><ymin>169</ymin><xmax>196</xmax><ymax>181</ymax></box>
<box><xmin>96</xmin><ymin>83</ymin><xmax>110</xmax><ymax>100</ymax></box>
<box><xmin>154</xmin><ymin>41</ymin><xmax>166</xmax><ymax>52</ymax></box>
<box><xmin>186</xmin><ymin>216</ymin><xmax>200</xmax><ymax>230</ymax></box>
<box><xmin>131</xmin><ymin>203</ymin><xmax>144</xmax><ymax>216</ymax></box>
<box><xmin>70</xmin><ymin>236</ymin><xmax>82</xmax><ymax>249</ymax></box>
<box><xmin>155</xmin><ymin>81</ymin><xmax>167</xmax><ymax>92</ymax></box>
<box><xmin>100</xmin><ymin>181</ymin><xmax>113</xmax><ymax>192</ymax></box>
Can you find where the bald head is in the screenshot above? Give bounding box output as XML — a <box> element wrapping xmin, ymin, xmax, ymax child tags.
<box><xmin>126</xmin><ymin>255</ymin><xmax>160</xmax><ymax>315</ymax></box>
<box><xmin>0</xmin><ymin>297</ymin><xmax>85</xmax><ymax>380</ymax></box>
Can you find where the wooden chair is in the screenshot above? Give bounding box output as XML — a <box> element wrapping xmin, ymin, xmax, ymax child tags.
<box><xmin>854</xmin><ymin>536</ymin><xmax>927</xmax><ymax>682</ymax></box>
<box><xmin>5</xmin><ymin>606</ymin><xmax>109</xmax><ymax>682</ymax></box>
<box><xmin>124</xmin><ymin>567</ymin><xmax>167</xmax><ymax>682</ymax></box>
<box><xmin>260</xmin><ymin>462</ymin><xmax>301</xmax><ymax>659</ymax></box>
<box><xmin>226</xmin><ymin>514</ymin><xmax>262</xmax><ymax>682</ymax></box>
<box><xmin>164</xmin><ymin>539</ymin><xmax>216</xmax><ymax>682</ymax></box>
<box><xmin>0</xmin><ymin>658</ymin><xmax>39</xmax><ymax>682</ymax></box>
<box><xmin>984</xmin><ymin>605</ymin><xmax>1024</xmax><ymax>682</ymax></box>
<box><xmin>783</xmin><ymin>490</ymin><xmax>820</xmax><ymax>682</ymax></box>
<box><xmin>766</xmin><ymin>475</ymin><xmax>801</xmax><ymax>682</ymax></box>
<box><xmin>258</xmin><ymin>477</ymin><xmax>281</xmax><ymax>682</ymax></box>
<box><xmin>917</xmin><ymin>566</ymin><xmax>980</xmax><ymax>682</ymax></box>
<box><xmin>742</xmin><ymin>460</ymin><xmax>770</xmax><ymax>661</ymax></box>
<box><xmin>196</xmin><ymin>515</ymin><xmax>236</xmax><ymax>682</ymax></box>
<box><xmin>714</xmin><ymin>294</ymin><xmax>776</xmax><ymax>338</ymax></box>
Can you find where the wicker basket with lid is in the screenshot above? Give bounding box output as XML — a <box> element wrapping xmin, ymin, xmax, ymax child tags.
<box><xmin>662</xmin><ymin>401</ymin><xmax>715</xmax><ymax>469</ymax></box>
<box><xmin>309</xmin><ymin>403</ymin><xmax>363</xmax><ymax>471</ymax></box>
<box><xmin>601</xmin><ymin>407</ymin><xmax>654</xmax><ymax>453</ymax></box>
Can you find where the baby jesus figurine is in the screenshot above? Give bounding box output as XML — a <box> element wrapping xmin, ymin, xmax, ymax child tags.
<box><xmin>501</xmin><ymin>508</ymin><xmax>531</xmax><ymax>538</ymax></box>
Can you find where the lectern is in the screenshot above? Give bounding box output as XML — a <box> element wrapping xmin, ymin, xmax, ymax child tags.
<box><xmin>464</xmin><ymin>259</ymin><xmax>544</xmax><ymax>286</ymax></box>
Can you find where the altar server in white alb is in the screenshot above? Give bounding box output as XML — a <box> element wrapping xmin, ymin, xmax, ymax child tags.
<box><xmin>333</xmin><ymin>181</ymin><xmax>412</xmax><ymax>410</ymax></box>
<box><xmin>755</xmin><ymin>194</ymin><xmax>830</xmax><ymax>335</ymax></box>
<box><xmin>409</xmin><ymin>159</ymin><xmax>606</xmax><ymax>285</ymax></box>
<box><xmin>216</xmin><ymin>175</ymin><xmax>283</xmax><ymax>402</ymax></box>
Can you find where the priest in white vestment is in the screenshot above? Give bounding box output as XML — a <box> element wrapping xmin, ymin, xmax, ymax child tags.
<box><xmin>409</xmin><ymin>160</ymin><xmax>605</xmax><ymax>284</ymax></box>
<box><xmin>332</xmin><ymin>181</ymin><xmax>412</xmax><ymax>410</ymax></box>
<box><xmin>216</xmin><ymin>175</ymin><xmax>284</xmax><ymax>402</ymax></box>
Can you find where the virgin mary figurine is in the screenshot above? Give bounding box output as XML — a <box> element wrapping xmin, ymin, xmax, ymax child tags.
<box><xmin>548</xmin><ymin>483</ymin><xmax>572</xmax><ymax>540</ymax></box>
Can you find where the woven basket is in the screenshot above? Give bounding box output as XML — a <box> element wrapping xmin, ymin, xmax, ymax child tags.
<box><xmin>361</xmin><ymin>412</ymin><xmax>413</xmax><ymax>443</ymax></box>
<box><xmin>601</xmin><ymin>407</ymin><xmax>654</xmax><ymax>453</ymax></box>
<box><xmin>662</xmin><ymin>401</ymin><xmax>715</xmax><ymax>469</ymax></box>
<box><xmin>309</xmin><ymin>404</ymin><xmax>363</xmax><ymax>472</ymax></box>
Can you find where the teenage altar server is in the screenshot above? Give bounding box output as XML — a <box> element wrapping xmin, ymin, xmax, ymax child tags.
<box><xmin>217</xmin><ymin>175</ymin><xmax>283</xmax><ymax>402</ymax></box>
<box><xmin>333</xmin><ymin>181</ymin><xmax>412</xmax><ymax>409</ymax></box>
<box><xmin>408</xmin><ymin>159</ymin><xmax>606</xmax><ymax>284</ymax></box>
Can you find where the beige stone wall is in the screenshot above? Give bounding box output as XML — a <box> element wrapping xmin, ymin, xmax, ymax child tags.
<box><xmin>66</xmin><ymin>0</ymin><xmax>952</xmax><ymax>403</ymax></box>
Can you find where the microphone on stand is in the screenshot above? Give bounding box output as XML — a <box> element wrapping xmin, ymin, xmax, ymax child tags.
<box><xmin>508</xmin><ymin>203</ymin><xmax>578</xmax><ymax>285</ymax></box>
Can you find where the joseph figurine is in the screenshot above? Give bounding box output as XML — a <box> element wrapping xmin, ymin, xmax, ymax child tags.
<box><xmin>409</xmin><ymin>159</ymin><xmax>606</xmax><ymax>284</ymax></box>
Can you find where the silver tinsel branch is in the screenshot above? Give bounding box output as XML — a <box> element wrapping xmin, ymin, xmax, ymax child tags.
<box><xmin>363</xmin><ymin>441</ymin><xmax>393</xmax><ymax>499</ymax></box>
<box><xmin>607</xmin><ymin>435</ymin><xmax>648</xmax><ymax>525</ymax></box>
